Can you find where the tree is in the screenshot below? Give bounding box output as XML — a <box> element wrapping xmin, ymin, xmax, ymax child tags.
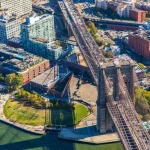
<box><xmin>5</xmin><ymin>73</ymin><xmax>23</xmax><ymax>92</ymax></box>
<box><xmin>5</xmin><ymin>73</ymin><xmax>16</xmax><ymax>91</ymax></box>
<box><xmin>107</xmin><ymin>43</ymin><xmax>112</xmax><ymax>47</ymax></box>
<box><xmin>40</xmin><ymin>11</ymin><xmax>43</xmax><ymax>15</ymax></box>
<box><xmin>143</xmin><ymin>114</ymin><xmax>150</xmax><ymax>121</ymax></box>
<box><xmin>98</xmin><ymin>12</ymin><xmax>102</xmax><ymax>18</ymax></box>
<box><xmin>86</xmin><ymin>21</ymin><xmax>98</xmax><ymax>35</ymax></box>
<box><xmin>101</xmin><ymin>40</ymin><xmax>106</xmax><ymax>46</ymax></box>
<box><xmin>105</xmin><ymin>51</ymin><xmax>114</xmax><ymax>58</ymax></box>
<box><xmin>60</xmin><ymin>112</ymin><xmax>64</xmax><ymax>124</ymax></box>
<box><xmin>138</xmin><ymin>63</ymin><xmax>146</xmax><ymax>70</ymax></box>
<box><xmin>134</xmin><ymin>87</ymin><xmax>149</xmax><ymax>115</ymax></box>
<box><xmin>55</xmin><ymin>40</ymin><xmax>61</xmax><ymax>46</ymax></box>
<box><xmin>0</xmin><ymin>74</ymin><xmax>4</xmax><ymax>82</ymax></box>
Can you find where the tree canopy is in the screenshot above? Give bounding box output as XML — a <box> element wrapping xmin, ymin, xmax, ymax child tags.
<box><xmin>138</xmin><ymin>63</ymin><xmax>146</xmax><ymax>70</ymax></box>
<box><xmin>86</xmin><ymin>21</ymin><xmax>106</xmax><ymax>47</ymax></box>
<box><xmin>0</xmin><ymin>74</ymin><xmax>4</xmax><ymax>82</ymax></box>
<box><xmin>134</xmin><ymin>87</ymin><xmax>150</xmax><ymax>121</ymax></box>
<box><xmin>5</xmin><ymin>73</ymin><xmax>23</xmax><ymax>92</ymax></box>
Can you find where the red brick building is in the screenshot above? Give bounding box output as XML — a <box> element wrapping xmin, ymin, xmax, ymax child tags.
<box><xmin>21</xmin><ymin>60</ymin><xmax>50</xmax><ymax>83</ymax></box>
<box><xmin>129</xmin><ymin>31</ymin><xmax>150</xmax><ymax>59</ymax></box>
<box><xmin>129</xmin><ymin>9</ymin><xmax>146</xmax><ymax>22</ymax></box>
<box><xmin>0</xmin><ymin>46</ymin><xmax>50</xmax><ymax>83</ymax></box>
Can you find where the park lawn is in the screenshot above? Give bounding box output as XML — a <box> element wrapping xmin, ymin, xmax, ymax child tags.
<box><xmin>74</xmin><ymin>104</ymin><xmax>89</xmax><ymax>123</ymax></box>
<box><xmin>50</xmin><ymin>103</ymin><xmax>89</xmax><ymax>126</ymax></box>
<box><xmin>4</xmin><ymin>99</ymin><xmax>89</xmax><ymax>126</ymax></box>
<box><xmin>4</xmin><ymin>99</ymin><xmax>45</xmax><ymax>126</ymax></box>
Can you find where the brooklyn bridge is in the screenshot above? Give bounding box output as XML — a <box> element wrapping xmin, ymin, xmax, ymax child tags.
<box><xmin>58</xmin><ymin>0</ymin><xmax>150</xmax><ymax>149</ymax></box>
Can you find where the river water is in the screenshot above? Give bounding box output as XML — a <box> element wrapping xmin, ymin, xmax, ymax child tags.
<box><xmin>0</xmin><ymin>121</ymin><xmax>123</xmax><ymax>150</ymax></box>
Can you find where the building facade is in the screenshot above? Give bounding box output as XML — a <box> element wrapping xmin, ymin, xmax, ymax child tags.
<box><xmin>0</xmin><ymin>0</ymin><xmax>32</xmax><ymax>17</ymax></box>
<box><xmin>129</xmin><ymin>31</ymin><xmax>150</xmax><ymax>59</ymax></box>
<box><xmin>24</xmin><ymin>39</ymin><xmax>63</xmax><ymax>61</ymax></box>
<box><xmin>0</xmin><ymin>18</ymin><xmax>21</xmax><ymax>43</ymax></box>
<box><xmin>117</xmin><ymin>4</ymin><xmax>133</xmax><ymax>18</ymax></box>
<box><xmin>96</xmin><ymin>0</ymin><xmax>108</xmax><ymax>10</ymax></box>
<box><xmin>21</xmin><ymin>14</ymin><xmax>55</xmax><ymax>46</ymax></box>
<box><xmin>129</xmin><ymin>8</ymin><xmax>146</xmax><ymax>22</ymax></box>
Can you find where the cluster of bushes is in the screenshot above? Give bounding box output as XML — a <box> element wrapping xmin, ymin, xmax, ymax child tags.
<box><xmin>134</xmin><ymin>87</ymin><xmax>150</xmax><ymax>121</ymax></box>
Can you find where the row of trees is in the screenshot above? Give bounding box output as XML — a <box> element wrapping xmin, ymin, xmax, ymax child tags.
<box><xmin>86</xmin><ymin>21</ymin><xmax>114</xmax><ymax>58</ymax></box>
<box><xmin>0</xmin><ymin>73</ymin><xmax>23</xmax><ymax>92</ymax></box>
<box><xmin>49</xmin><ymin>100</ymin><xmax>75</xmax><ymax>110</ymax></box>
<box><xmin>134</xmin><ymin>87</ymin><xmax>150</xmax><ymax>121</ymax></box>
<box><xmin>15</xmin><ymin>89</ymin><xmax>46</xmax><ymax>108</ymax></box>
<box><xmin>15</xmin><ymin>89</ymin><xmax>75</xmax><ymax>110</ymax></box>
<box><xmin>86</xmin><ymin>21</ymin><xmax>106</xmax><ymax>47</ymax></box>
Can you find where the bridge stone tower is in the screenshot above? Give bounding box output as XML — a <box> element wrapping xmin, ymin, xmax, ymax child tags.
<box><xmin>97</xmin><ymin>61</ymin><xmax>135</xmax><ymax>134</ymax></box>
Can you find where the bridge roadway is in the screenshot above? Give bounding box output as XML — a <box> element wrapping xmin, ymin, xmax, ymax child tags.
<box><xmin>32</xmin><ymin>4</ymin><xmax>54</xmax><ymax>14</ymax></box>
<box><xmin>58</xmin><ymin>0</ymin><xmax>150</xmax><ymax>149</ymax></box>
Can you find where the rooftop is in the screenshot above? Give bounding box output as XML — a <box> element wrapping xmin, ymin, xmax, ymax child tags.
<box><xmin>31</xmin><ymin>38</ymin><xmax>49</xmax><ymax>44</ymax></box>
<box><xmin>66</xmin><ymin>51</ymin><xmax>87</xmax><ymax>67</ymax></box>
<box><xmin>131</xmin><ymin>8</ymin><xmax>145</xmax><ymax>12</ymax></box>
<box><xmin>31</xmin><ymin>65</ymin><xmax>69</xmax><ymax>88</ymax></box>
<box><xmin>0</xmin><ymin>45</ymin><xmax>46</xmax><ymax>72</ymax></box>
<box><xmin>0</xmin><ymin>9</ymin><xmax>18</xmax><ymax>23</ymax></box>
<box><xmin>8</xmin><ymin>37</ymin><xmax>21</xmax><ymax>44</ymax></box>
<box><xmin>132</xmin><ymin>30</ymin><xmax>150</xmax><ymax>41</ymax></box>
<box><xmin>23</xmin><ymin>14</ymin><xmax>53</xmax><ymax>26</ymax></box>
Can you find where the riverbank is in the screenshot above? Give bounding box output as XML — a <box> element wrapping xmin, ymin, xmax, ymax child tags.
<box><xmin>0</xmin><ymin>94</ymin><xmax>45</xmax><ymax>134</ymax></box>
<box><xmin>58</xmin><ymin>126</ymin><xmax>120</xmax><ymax>144</ymax></box>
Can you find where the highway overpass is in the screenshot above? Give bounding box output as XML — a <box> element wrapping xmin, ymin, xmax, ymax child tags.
<box><xmin>83</xmin><ymin>16</ymin><xmax>143</xmax><ymax>27</ymax></box>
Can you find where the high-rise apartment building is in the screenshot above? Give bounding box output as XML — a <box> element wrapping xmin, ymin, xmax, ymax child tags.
<box><xmin>21</xmin><ymin>14</ymin><xmax>55</xmax><ymax>44</ymax></box>
<box><xmin>0</xmin><ymin>0</ymin><xmax>32</xmax><ymax>17</ymax></box>
<box><xmin>0</xmin><ymin>17</ymin><xmax>21</xmax><ymax>43</ymax></box>
<box><xmin>21</xmin><ymin>14</ymin><xmax>57</xmax><ymax>60</ymax></box>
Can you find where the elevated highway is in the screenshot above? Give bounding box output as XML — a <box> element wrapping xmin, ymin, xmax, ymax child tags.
<box><xmin>83</xmin><ymin>16</ymin><xmax>143</xmax><ymax>27</ymax></box>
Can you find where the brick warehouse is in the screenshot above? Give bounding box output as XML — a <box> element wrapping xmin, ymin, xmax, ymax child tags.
<box><xmin>30</xmin><ymin>65</ymin><xmax>73</xmax><ymax>98</ymax></box>
<box><xmin>21</xmin><ymin>59</ymin><xmax>50</xmax><ymax>83</ymax></box>
<box><xmin>129</xmin><ymin>31</ymin><xmax>150</xmax><ymax>59</ymax></box>
<box><xmin>129</xmin><ymin>8</ymin><xmax>146</xmax><ymax>22</ymax></box>
<box><xmin>0</xmin><ymin>45</ymin><xmax>50</xmax><ymax>83</ymax></box>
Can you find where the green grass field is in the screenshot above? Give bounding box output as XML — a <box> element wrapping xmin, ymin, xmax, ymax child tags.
<box><xmin>4</xmin><ymin>99</ymin><xmax>89</xmax><ymax>126</ymax></box>
<box><xmin>0</xmin><ymin>121</ymin><xmax>123</xmax><ymax>150</ymax></box>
